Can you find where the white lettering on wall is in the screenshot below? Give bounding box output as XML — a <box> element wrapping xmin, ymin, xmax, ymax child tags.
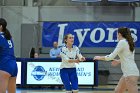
<box><xmin>58</xmin><ymin>24</ymin><xmax>68</xmax><ymax>46</ymax></box>
<box><xmin>57</xmin><ymin>23</ymin><xmax>138</xmax><ymax>47</ymax></box>
<box><xmin>105</xmin><ymin>28</ymin><xmax>118</xmax><ymax>42</ymax></box>
<box><xmin>130</xmin><ymin>28</ymin><xmax>137</xmax><ymax>42</ymax></box>
<box><xmin>74</xmin><ymin>29</ymin><xmax>90</xmax><ymax>47</ymax></box>
<box><xmin>90</xmin><ymin>28</ymin><xmax>105</xmax><ymax>43</ymax></box>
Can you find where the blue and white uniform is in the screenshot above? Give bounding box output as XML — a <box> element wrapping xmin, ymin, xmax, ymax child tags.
<box><xmin>105</xmin><ymin>39</ymin><xmax>139</xmax><ymax>77</ymax></box>
<box><xmin>60</xmin><ymin>45</ymin><xmax>83</xmax><ymax>93</ymax></box>
<box><xmin>0</xmin><ymin>32</ymin><xmax>17</xmax><ymax>77</ymax></box>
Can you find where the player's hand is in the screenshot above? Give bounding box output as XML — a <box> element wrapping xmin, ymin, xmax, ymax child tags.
<box><xmin>80</xmin><ymin>57</ymin><xmax>86</xmax><ymax>62</ymax></box>
<box><xmin>75</xmin><ymin>59</ymin><xmax>80</xmax><ymax>64</ymax></box>
<box><xmin>111</xmin><ymin>60</ymin><xmax>120</xmax><ymax>67</ymax></box>
<box><xmin>94</xmin><ymin>56</ymin><xmax>101</xmax><ymax>60</ymax></box>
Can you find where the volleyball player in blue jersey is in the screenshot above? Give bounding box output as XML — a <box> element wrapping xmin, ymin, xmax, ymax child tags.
<box><xmin>0</xmin><ymin>18</ymin><xmax>17</xmax><ymax>93</ymax></box>
<box><xmin>60</xmin><ymin>34</ymin><xmax>86</xmax><ymax>93</ymax></box>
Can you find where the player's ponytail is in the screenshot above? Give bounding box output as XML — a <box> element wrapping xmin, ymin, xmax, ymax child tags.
<box><xmin>118</xmin><ymin>27</ymin><xmax>135</xmax><ymax>52</ymax></box>
<box><xmin>3</xmin><ymin>28</ymin><xmax>12</xmax><ymax>40</ymax></box>
<box><xmin>0</xmin><ymin>18</ymin><xmax>12</xmax><ymax>40</ymax></box>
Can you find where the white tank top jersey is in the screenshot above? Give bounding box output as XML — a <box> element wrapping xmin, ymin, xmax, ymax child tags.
<box><xmin>60</xmin><ymin>45</ymin><xmax>83</xmax><ymax>69</ymax></box>
<box><xmin>105</xmin><ymin>39</ymin><xmax>139</xmax><ymax>77</ymax></box>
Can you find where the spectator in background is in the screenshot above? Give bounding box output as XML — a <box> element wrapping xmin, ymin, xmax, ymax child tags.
<box><xmin>30</xmin><ymin>47</ymin><xmax>35</xmax><ymax>58</ymax></box>
<box><xmin>50</xmin><ymin>41</ymin><xmax>61</xmax><ymax>58</ymax></box>
<box><xmin>34</xmin><ymin>52</ymin><xmax>39</xmax><ymax>58</ymax></box>
<box><xmin>49</xmin><ymin>42</ymin><xmax>62</xmax><ymax>89</ymax></box>
<box><xmin>29</xmin><ymin>47</ymin><xmax>39</xmax><ymax>58</ymax></box>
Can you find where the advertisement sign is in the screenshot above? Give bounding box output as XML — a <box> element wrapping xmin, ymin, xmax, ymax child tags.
<box><xmin>27</xmin><ymin>62</ymin><xmax>94</xmax><ymax>85</ymax></box>
<box><xmin>16</xmin><ymin>62</ymin><xmax>21</xmax><ymax>84</ymax></box>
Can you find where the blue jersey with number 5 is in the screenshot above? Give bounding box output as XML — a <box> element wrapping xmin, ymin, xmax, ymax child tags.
<box><xmin>0</xmin><ymin>32</ymin><xmax>16</xmax><ymax>64</ymax></box>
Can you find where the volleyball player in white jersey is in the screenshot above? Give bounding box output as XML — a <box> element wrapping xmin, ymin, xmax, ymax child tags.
<box><xmin>94</xmin><ymin>27</ymin><xmax>139</xmax><ymax>93</ymax></box>
<box><xmin>60</xmin><ymin>34</ymin><xmax>85</xmax><ymax>93</ymax></box>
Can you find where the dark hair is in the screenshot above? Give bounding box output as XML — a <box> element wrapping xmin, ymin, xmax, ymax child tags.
<box><xmin>0</xmin><ymin>18</ymin><xmax>12</xmax><ymax>40</ymax></box>
<box><xmin>30</xmin><ymin>47</ymin><xmax>35</xmax><ymax>58</ymax></box>
<box><xmin>64</xmin><ymin>33</ymin><xmax>72</xmax><ymax>44</ymax></box>
<box><xmin>118</xmin><ymin>27</ymin><xmax>135</xmax><ymax>52</ymax></box>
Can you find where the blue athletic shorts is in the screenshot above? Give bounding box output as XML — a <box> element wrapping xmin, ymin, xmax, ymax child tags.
<box><xmin>0</xmin><ymin>60</ymin><xmax>18</xmax><ymax>77</ymax></box>
<box><xmin>60</xmin><ymin>68</ymin><xmax>78</xmax><ymax>91</ymax></box>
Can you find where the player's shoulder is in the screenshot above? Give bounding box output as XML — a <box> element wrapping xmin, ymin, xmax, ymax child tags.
<box><xmin>120</xmin><ymin>39</ymin><xmax>126</xmax><ymax>42</ymax></box>
<box><xmin>61</xmin><ymin>45</ymin><xmax>79</xmax><ymax>50</ymax></box>
<box><xmin>72</xmin><ymin>45</ymin><xmax>77</xmax><ymax>48</ymax></box>
<box><xmin>72</xmin><ymin>45</ymin><xmax>79</xmax><ymax>50</ymax></box>
<box><xmin>0</xmin><ymin>34</ymin><xmax>5</xmax><ymax>41</ymax></box>
<box><xmin>61</xmin><ymin>45</ymin><xmax>67</xmax><ymax>51</ymax></box>
<box><xmin>119</xmin><ymin>39</ymin><xmax>127</xmax><ymax>44</ymax></box>
<box><xmin>0</xmin><ymin>33</ymin><xmax>4</xmax><ymax>38</ymax></box>
<box><xmin>117</xmin><ymin>39</ymin><xmax>128</xmax><ymax>47</ymax></box>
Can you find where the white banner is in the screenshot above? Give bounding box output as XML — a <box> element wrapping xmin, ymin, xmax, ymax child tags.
<box><xmin>27</xmin><ymin>62</ymin><xmax>94</xmax><ymax>85</ymax></box>
<box><xmin>16</xmin><ymin>62</ymin><xmax>21</xmax><ymax>84</ymax></box>
<box><xmin>42</xmin><ymin>22</ymin><xmax>140</xmax><ymax>47</ymax></box>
